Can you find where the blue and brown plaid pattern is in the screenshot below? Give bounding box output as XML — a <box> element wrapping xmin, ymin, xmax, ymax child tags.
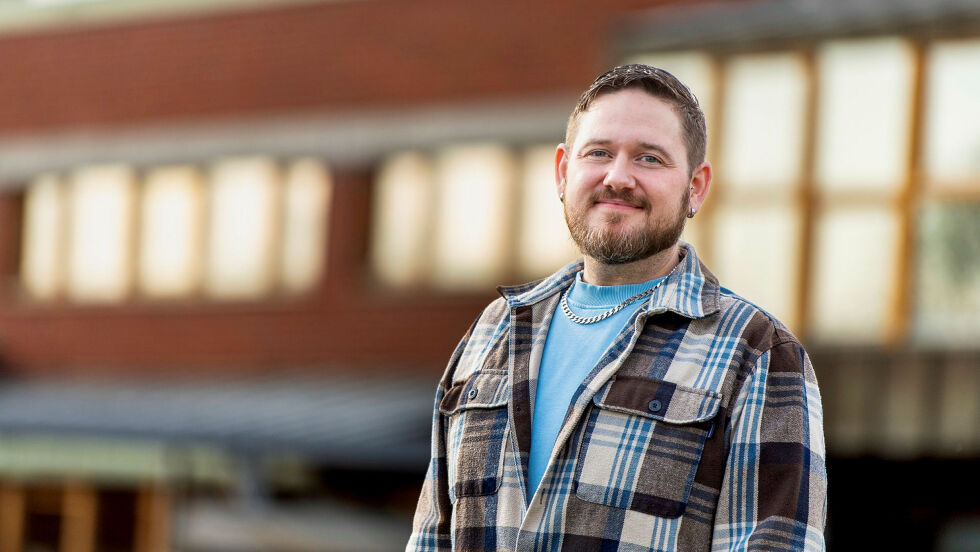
<box><xmin>408</xmin><ymin>243</ymin><xmax>827</xmax><ymax>551</ymax></box>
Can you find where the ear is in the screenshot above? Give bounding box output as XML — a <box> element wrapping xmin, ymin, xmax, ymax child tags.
<box><xmin>689</xmin><ymin>161</ymin><xmax>712</xmax><ymax>212</ymax></box>
<box><xmin>555</xmin><ymin>143</ymin><xmax>570</xmax><ymax>199</ymax></box>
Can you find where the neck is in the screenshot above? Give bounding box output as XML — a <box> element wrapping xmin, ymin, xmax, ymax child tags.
<box><xmin>581</xmin><ymin>243</ymin><xmax>681</xmax><ymax>286</ymax></box>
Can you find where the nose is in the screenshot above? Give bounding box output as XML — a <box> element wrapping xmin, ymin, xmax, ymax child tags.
<box><xmin>602</xmin><ymin>155</ymin><xmax>635</xmax><ymax>191</ymax></box>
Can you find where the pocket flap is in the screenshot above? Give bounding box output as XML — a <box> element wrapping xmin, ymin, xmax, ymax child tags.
<box><xmin>439</xmin><ymin>370</ymin><xmax>509</xmax><ymax>414</ymax></box>
<box><xmin>593</xmin><ymin>376</ymin><xmax>720</xmax><ymax>424</ymax></box>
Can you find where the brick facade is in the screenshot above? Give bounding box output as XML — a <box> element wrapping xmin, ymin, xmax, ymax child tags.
<box><xmin>0</xmin><ymin>0</ymin><xmax>692</xmax><ymax>375</ymax></box>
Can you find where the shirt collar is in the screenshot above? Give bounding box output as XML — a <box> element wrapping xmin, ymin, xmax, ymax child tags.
<box><xmin>497</xmin><ymin>241</ymin><xmax>721</xmax><ymax>319</ymax></box>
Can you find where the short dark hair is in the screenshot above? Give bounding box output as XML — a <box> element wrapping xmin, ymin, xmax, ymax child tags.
<box><xmin>565</xmin><ymin>64</ymin><xmax>707</xmax><ymax>174</ymax></box>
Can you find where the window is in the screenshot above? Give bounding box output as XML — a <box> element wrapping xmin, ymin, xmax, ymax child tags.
<box><xmin>19</xmin><ymin>157</ymin><xmax>332</xmax><ymax>304</ymax></box>
<box><xmin>371</xmin><ymin>144</ymin><xmax>577</xmax><ymax>291</ymax></box>
<box><xmin>138</xmin><ymin>166</ymin><xmax>204</xmax><ymax>298</ymax></box>
<box><xmin>21</xmin><ymin>174</ymin><xmax>64</xmax><ymax>301</ymax></box>
<box><xmin>809</xmin><ymin>39</ymin><xmax>913</xmax><ymax>342</ymax></box>
<box><xmin>430</xmin><ymin>145</ymin><xmax>515</xmax><ymax>290</ymax></box>
<box><xmin>206</xmin><ymin>157</ymin><xmax>281</xmax><ymax>299</ymax></box>
<box><xmin>715</xmin><ymin>53</ymin><xmax>807</xmax><ymax>328</ymax></box>
<box><xmin>631</xmin><ymin>36</ymin><xmax>980</xmax><ymax>345</ymax></box>
<box><xmin>65</xmin><ymin>165</ymin><xmax>138</xmax><ymax>303</ymax></box>
<box><xmin>914</xmin><ymin>40</ymin><xmax>980</xmax><ymax>344</ymax></box>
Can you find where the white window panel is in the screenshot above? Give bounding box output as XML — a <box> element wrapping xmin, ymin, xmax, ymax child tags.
<box><xmin>21</xmin><ymin>173</ymin><xmax>65</xmax><ymax>300</ymax></box>
<box><xmin>722</xmin><ymin>53</ymin><xmax>807</xmax><ymax>190</ymax></box>
<box><xmin>815</xmin><ymin>38</ymin><xmax>914</xmax><ymax>192</ymax></box>
<box><xmin>370</xmin><ymin>152</ymin><xmax>434</xmax><ymax>288</ymax></box>
<box><xmin>66</xmin><ymin>165</ymin><xmax>136</xmax><ymax>303</ymax></box>
<box><xmin>924</xmin><ymin>40</ymin><xmax>980</xmax><ymax>186</ymax></box>
<box><xmin>711</xmin><ymin>203</ymin><xmax>800</xmax><ymax>331</ymax></box>
<box><xmin>431</xmin><ymin>145</ymin><xmax>515</xmax><ymax>290</ymax></box>
<box><xmin>281</xmin><ymin>159</ymin><xmax>331</xmax><ymax>294</ymax></box>
<box><xmin>517</xmin><ymin>145</ymin><xmax>577</xmax><ymax>279</ymax></box>
<box><xmin>914</xmin><ymin>202</ymin><xmax>980</xmax><ymax>344</ymax></box>
<box><xmin>206</xmin><ymin>157</ymin><xmax>279</xmax><ymax>299</ymax></box>
<box><xmin>138</xmin><ymin>166</ymin><xmax>204</xmax><ymax>298</ymax></box>
<box><xmin>810</xmin><ymin>206</ymin><xmax>899</xmax><ymax>342</ymax></box>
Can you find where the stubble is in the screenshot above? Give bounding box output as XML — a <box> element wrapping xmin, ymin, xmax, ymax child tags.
<box><xmin>565</xmin><ymin>188</ymin><xmax>689</xmax><ymax>265</ymax></box>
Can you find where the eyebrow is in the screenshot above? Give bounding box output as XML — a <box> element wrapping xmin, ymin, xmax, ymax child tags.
<box><xmin>579</xmin><ymin>139</ymin><xmax>675</xmax><ymax>163</ymax></box>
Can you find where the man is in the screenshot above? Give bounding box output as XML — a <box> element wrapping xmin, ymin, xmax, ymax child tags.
<box><xmin>407</xmin><ymin>64</ymin><xmax>827</xmax><ymax>551</ymax></box>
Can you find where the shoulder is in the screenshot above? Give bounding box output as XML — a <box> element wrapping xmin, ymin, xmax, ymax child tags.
<box><xmin>714</xmin><ymin>286</ymin><xmax>805</xmax><ymax>361</ymax></box>
<box><xmin>441</xmin><ymin>297</ymin><xmax>511</xmax><ymax>385</ymax></box>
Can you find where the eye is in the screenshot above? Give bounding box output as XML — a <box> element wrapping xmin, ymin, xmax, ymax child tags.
<box><xmin>585</xmin><ymin>150</ymin><xmax>610</xmax><ymax>159</ymax></box>
<box><xmin>639</xmin><ymin>154</ymin><xmax>662</xmax><ymax>165</ymax></box>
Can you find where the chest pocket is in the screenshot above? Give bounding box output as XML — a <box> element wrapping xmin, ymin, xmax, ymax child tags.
<box><xmin>439</xmin><ymin>370</ymin><xmax>510</xmax><ymax>502</ymax></box>
<box><xmin>573</xmin><ymin>375</ymin><xmax>720</xmax><ymax>518</ymax></box>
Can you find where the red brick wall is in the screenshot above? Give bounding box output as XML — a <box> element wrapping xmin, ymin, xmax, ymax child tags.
<box><xmin>0</xmin><ymin>0</ymin><xmax>698</xmax><ymax>375</ymax></box>
<box><xmin>0</xmin><ymin>0</ymin><xmax>679</xmax><ymax>132</ymax></box>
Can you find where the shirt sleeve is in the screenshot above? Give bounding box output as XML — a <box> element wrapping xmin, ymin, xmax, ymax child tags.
<box><xmin>406</xmin><ymin>324</ymin><xmax>475</xmax><ymax>552</ymax></box>
<box><xmin>711</xmin><ymin>339</ymin><xmax>828</xmax><ymax>551</ymax></box>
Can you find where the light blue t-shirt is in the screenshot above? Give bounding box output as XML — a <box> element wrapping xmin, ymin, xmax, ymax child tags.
<box><xmin>528</xmin><ymin>273</ymin><xmax>665</xmax><ymax>498</ymax></box>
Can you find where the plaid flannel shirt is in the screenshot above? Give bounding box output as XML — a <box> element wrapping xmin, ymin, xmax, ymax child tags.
<box><xmin>408</xmin><ymin>243</ymin><xmax>827</xmax><ymax>551</ymax></box>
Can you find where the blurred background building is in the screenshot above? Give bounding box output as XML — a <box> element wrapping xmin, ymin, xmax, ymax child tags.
<box><xmin>0</xmin><ymin>0</ymin><xmax>977</xmax><ymax>550</ymax></box>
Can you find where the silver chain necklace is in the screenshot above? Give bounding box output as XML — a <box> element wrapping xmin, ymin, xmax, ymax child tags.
<box><xmin>560</xmin><ymin>277</ymin><xmax>667</xmax><ymax>325</ymax></box>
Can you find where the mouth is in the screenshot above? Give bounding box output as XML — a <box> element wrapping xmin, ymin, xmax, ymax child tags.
<box><xmin>593</xmin><ymin>198</ymin><xmax>644</xmax><ymax>211</ymax></box>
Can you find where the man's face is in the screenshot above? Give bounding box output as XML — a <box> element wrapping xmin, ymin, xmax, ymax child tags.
<box><xmin>557</xmin><ymin>89</ymin><xmax>694</xmax><ymax>265</ymax></box>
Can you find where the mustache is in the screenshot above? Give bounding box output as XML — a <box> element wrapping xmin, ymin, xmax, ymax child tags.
<box><xmin>589</xmin><ymin>188</ymin><xmax>650</xmax><ymax>210</ymax></box>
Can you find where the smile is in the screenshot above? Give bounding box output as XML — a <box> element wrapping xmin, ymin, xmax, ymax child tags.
<box><xmin>594</xmin><ymin>199</ymin><xmax>643</xmax><ymax>211</ymax></box>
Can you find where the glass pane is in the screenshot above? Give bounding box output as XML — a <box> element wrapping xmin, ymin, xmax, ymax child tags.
<box><xmin>431</xmin><ymin>145</ymin><xmax>515</xmax><ymax>290</ymax></box>
<box><xmin>914</xmin><ymin>202</ymin><xmax>980</xmax><ymax>344</ymax></box>
<box><xmin>722</xmin><ymin>53</ymin><xmax>807</xmax><ymax>190</ymax></box>
<box><xmin>711</xmin><ymin>203</ymin><xmax>800</xmax><ymax>330</ymax></box>
<box><xmin>924</xmin><ymin>40</ymin><xmax>980</xmax><ymax>186</ymax></box>
<box><xmin>627</xmin><ymin>51</ymin><xmax>715</xmax><ymax>160</ymax></box>
<box><xmin>816</xmin><ymin>38</ymin><xmax>914</xmax><ymax>192</ymax></box>
<box><xmin>138</xmin><ymin>166</ymin><xmax>204</xmax><ymax>298</ymax></box>
<box><xmin>370</xmin><ymin>152</ymin><xmax>434</xmax><ymax>287</ymax></box>
<box><xmin>281</xmin><ymin>159</ymin><xmax>331</xmax><ymax>294</ymax></box>
<box><xmin>810</xmin><ymin>206</ymin><xmax>899</xmax><ymax>342</ymax></box>
<box><xmin>206</xmin><ymin>157</ymin><xmax>279</xmax><ymax>299</ymax></box>
<box><xmin>66</xmin><ymin>165</ymin><xmax>136</xmax><ymax>303</ymax></box>
<box><xmin>516</xmin><ymin>145</ymin><xmax>578</xmax><ymax>279</ymax></box>
<box><xmin>21</xmin><ymin>174</ymin><xmax>64</xmax><ymax>300</ymax></box>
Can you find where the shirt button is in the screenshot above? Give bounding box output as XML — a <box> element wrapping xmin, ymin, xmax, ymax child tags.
<box><xmin>648</xmin><ymin>399</ymin><xmax>662</xmax><ymax>412</ymax></box>
<box><xmin>467</xmin><ymin>388</ymin><xmax>478</xmax><ymax>399</ymax></box>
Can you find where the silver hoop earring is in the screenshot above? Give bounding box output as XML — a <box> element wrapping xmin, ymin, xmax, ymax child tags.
<box><xmin>687</xmin><ymin>207</ymin><xmax>696</xmax><ymax>219</ymax></box>
<box><xmin>559</xmin><ymin>192</ymin><xmax>565</xmax><ymax>203</ymax></box>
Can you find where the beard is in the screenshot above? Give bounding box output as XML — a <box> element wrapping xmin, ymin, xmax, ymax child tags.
<box><xmin>565</xmin><ymin>187</ymin><xmax>689</xmax><ymax>265</ymax></box>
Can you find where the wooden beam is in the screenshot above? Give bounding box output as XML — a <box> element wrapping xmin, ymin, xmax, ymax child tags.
<box><xmin>59</xmin><ymin>480</ymin><xmax>97</xmax><ymax>552</ymax></box>
<box><xmin>134</xmin><ymin>484</ymin><xmax>171</xmax><ymax>552</ymax></box>
<box><xmin>890</xmin><ymin>40</ymin><xmax>928</xmax><ymax>344</ymax></box>
<box><xmin>795</xmin><ymin>48</ymin><xmax>819</xmax><ymax>339</ymax></box>
<box><xmin>696</xmin><ymin>53</ymin><xmax>728</xmax><ymax>268</ymax></box>
<box><xmin>0</xmin><ymin>481</ymin><xmax>26</xmax><ymax>552</ymax></box>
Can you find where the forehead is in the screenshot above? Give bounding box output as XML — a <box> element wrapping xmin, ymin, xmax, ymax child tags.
<box><xmin>572</xmin><ymin>89</ymin><xmax>684</xmax><ymax>151</ymax></box>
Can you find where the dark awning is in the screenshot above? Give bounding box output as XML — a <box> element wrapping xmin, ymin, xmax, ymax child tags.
<box><xmin>0</xmin><ymin>372</ymin><xmax>437</xmax><ymax>472</ymax></box>
<box><xmin>617</xmin><ymin>0</ymin><xmax>980</xmax><ymax>54</ymax></box>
